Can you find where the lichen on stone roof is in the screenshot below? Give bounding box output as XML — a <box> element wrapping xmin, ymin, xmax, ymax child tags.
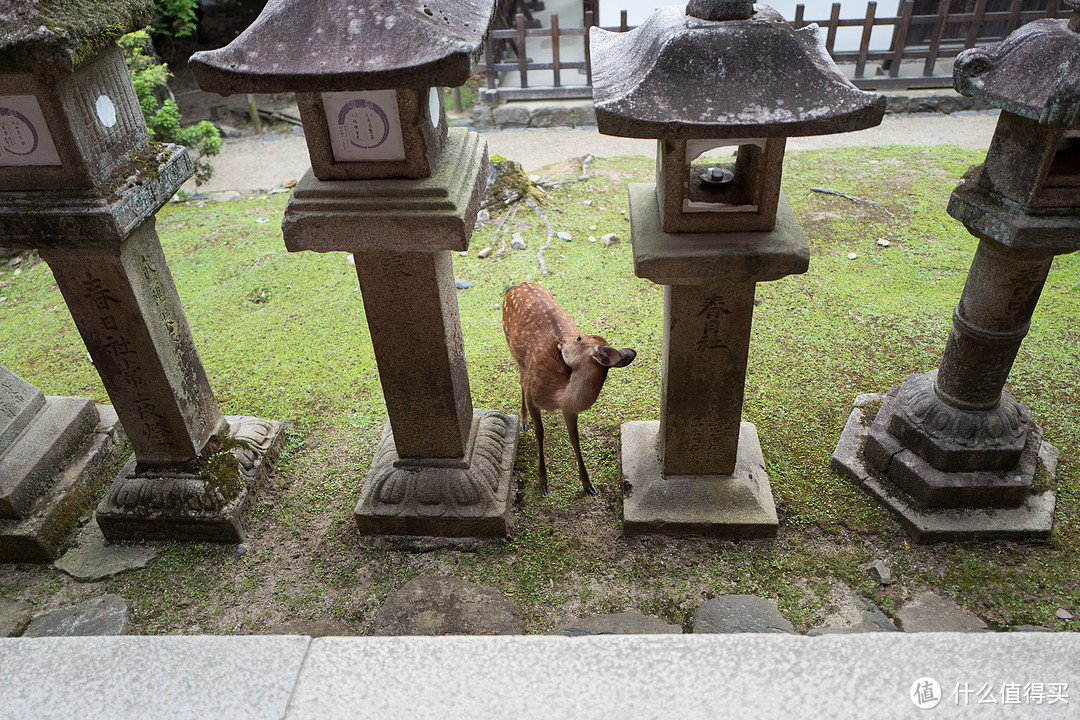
<box><xmin>0</xmin><ymin>0</ymin><xmax>152</xmax><ymax>74</ymax></box>
<box><xmin>189</xmin><ymin>0</ymin><xmax>495</xmax><ymax>95</ymax></box>
<box><xmin>590</xmin><ymin>4</ymin><xmax>885</xmax><ymax>139</ymax></box>
<box><xmin>954</xmin><ymin>17</ymin><xmax>1080</xmax><ymax>126</ymax></box>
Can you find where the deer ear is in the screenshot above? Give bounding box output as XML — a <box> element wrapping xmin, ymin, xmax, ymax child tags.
<box><xmin>594</xmin><ymin>346</ymin><xmax>620</xmax><ymax>367</ymax></box>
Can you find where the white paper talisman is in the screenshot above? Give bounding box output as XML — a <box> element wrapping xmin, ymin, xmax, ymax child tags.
<box><xmin>0</xmin><ymin>95</ymin><xmax>62</xmax><ymax>167</ymax></box>
<box><xmin>322</xmin><ymin>90</ymin><xmax>406</xmax><ymax>163</ymax></box>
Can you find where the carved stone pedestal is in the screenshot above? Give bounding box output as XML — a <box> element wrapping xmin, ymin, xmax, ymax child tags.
<box><xmin>832</xmin><ymin>211</ymin><xmax>1067</xmax><ymax>543</ymax></box>
<box><xmin>0</xmin><ymin>368</ymin><xmax>127</xmax><ymax>562</ymax></box>
<box><xmin>96</xmin><ymin>416</ymin><xmax>286</xmax><ymax>543</ymax></box>
<box><xmin>355</xmin><ymin>408</ymin><xmax>518</xmax><ymax>537</ymax></box>
<box><xmin>622</xmin><ymin>421</ymin><xmax>778</xmax><ymax>538</ymax></box>
<box><xmin>833</xmin><ymin>391</ymin><xmax>1058</xmax><ymax>543</ymax></box>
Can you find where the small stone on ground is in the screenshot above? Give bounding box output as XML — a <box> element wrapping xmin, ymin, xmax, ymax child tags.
<box><xmin>0</xmin><ymin>598</ymin><xmax>33</xmax><ymax>637</ymax></box>
<box><xmin>23</xmin><ymin>594</ymin><xmax>131</xmax><ymax>637</ymax></box>
<box><xmin>1056</xmin><ymin>608</ymin><xmax>1074</xmax><ymax>621</ymax></box>
<box><xmin>868</xmin><ymin>560</ymin><xmax>894</xmax><ymax>586</ymax></box>
<box><xmin>371</xmin><ymin>576</ymin><xmax>523</xmax><ymax>636</ymax></box>
<box><xmin>550</xmin><ymin>612</ymin><xmax>682</xmax><ymax>636</ymax></box>
<box><xmin>600</xmin><ymin>233</ymin><xmax>620</xmax><ymax>246</ymax></box>
<box><xmin>895</xmin><ymin>591</ymin><xmax>989</xmax><ymax>633</ymax></box>
<box><xmin>692</xmin><ymin>595</ymin><xmax>795</xmax><ymax>634</ymax></box>
<box><xmin>54</xmin><ymin>521</ymin><xmax>159</xmax><ymax>582</ymax></box>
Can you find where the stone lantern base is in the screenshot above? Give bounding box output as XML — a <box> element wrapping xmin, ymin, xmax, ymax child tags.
<box><xmin>0</xmin><ymin>402</ymin><xmax>126</xmax><ymax>563</ymax></box>
<box><xmin>355</xmin><ymin>409</ymin><xmax>519</xmax><ymax>538</ymax></box>
<box><xmin>621</xmin><ymin>421</ymin><xmax>779</xmax><ymax>538</ymax></box>
<box><xmin>832</xmin><ymin>391</ymin><xmax>1057</xmax><ymax>544</ymax></box>
<box><xmin>96</xmin><ymin>416</ymin><xmax>286</xmax><ymax>543</ymax></box>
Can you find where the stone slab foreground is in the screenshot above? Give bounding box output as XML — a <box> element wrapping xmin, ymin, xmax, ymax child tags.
<box><xmin>2</xmin><ymin>634</ymin><xmax>1077</xmax><ymax>719</ymax></box>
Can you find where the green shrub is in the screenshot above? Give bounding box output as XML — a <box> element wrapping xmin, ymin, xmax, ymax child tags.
<box><xmin>120</xmin><ymin>30</ymin><xmax>221</xmax><ymax>185</ymax></box>
<box><xmin>151</xmin><ymin>0</ymin><xmax>199</xmax><ymax>39</ymax></box>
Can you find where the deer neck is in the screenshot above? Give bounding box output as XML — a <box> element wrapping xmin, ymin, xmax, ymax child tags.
<box><xmin>557</xmin><ymin>362</ymin><xmax>608</xmax><ymax>415</ymax></box>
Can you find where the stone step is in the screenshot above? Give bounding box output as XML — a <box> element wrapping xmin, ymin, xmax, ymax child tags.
<box><xmin>0</xmin><ymin>396</ymin><xmax>97</xmax><ymax>521</ymax></box>
<box><xmin>3</xmin><ymin>633</ymin><xmax>1076</xmax><ymax>718</ymax></box>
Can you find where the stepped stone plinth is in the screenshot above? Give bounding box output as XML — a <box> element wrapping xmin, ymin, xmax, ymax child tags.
<box><xmin>0</xmin><ymin>366</ymin><xmax>127</xmax><ymax>562</ymax></box>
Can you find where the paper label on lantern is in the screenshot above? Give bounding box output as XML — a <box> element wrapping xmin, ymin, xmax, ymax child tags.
<box><xmin>322</xmin><ymin>90</ymin><xmax>406</xmax><ymax>163</ymax></box>
<box><xmin>0</xmin><ymin>95</ymin><xmax>62</xmax><ymax>167</ymax></box>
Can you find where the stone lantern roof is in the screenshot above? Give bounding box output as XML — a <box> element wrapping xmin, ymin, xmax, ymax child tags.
<box><xmin>953</xmin><ymin>6</ymin><xmax>1080</xmax><ymax>126</ymax></box>
<box><xmin>189</xmin><ymin>0</ymin><xmax>495</xmax><ymax>95</ymax></box>
<box><xmin>0</xmin><ymin>0</ymin><xmax>151</xmax><ymax>74</ymax></box>
<box><xmin>591</xmin><ymin>3</ymin><xmax>885</xmax><ymax>139</ymax></box>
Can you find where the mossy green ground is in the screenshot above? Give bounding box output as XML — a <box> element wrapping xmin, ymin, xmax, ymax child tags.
<box><xmin>1</xmin><ymin>146</ymin><xmax>1077</xmax><ymax>634</ymax></box>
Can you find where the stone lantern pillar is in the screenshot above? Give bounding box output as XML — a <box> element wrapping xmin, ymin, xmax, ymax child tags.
<box><xmin>832</xmin><ymin>5</ymin><xmax>1080</xmax><ymax>542</ymax></box>
<box><xmin>0</xmin><ymin>0</ymin><xmax>284</xmax><ymax>545</ymax></box>
<box><xmin>190</xmin><ymin>0</ymin><xmax>518</xmax><ymax>539</ymax></box>
<box><xmin>591</xmin><ymin>0</ymin><xmax>885</xmax><ymax>537</ymax></box>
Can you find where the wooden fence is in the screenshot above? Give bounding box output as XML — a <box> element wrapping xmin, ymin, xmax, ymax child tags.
<box><xmin>483</xmin><ymin>0</ymin><xmax>1071</xmax><ymax>102</ymax></box>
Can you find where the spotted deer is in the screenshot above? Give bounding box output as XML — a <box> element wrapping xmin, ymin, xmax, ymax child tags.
<box><xmin>502</xmin><ymin>283</ymin><xmax>636</xmax><ymax>495</ymax></box>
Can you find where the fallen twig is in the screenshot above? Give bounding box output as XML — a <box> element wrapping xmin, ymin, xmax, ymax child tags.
<box><xmin>810</xmin><ymin>186</ymin><xmax>894</xmax><ymax>217</ymax></box>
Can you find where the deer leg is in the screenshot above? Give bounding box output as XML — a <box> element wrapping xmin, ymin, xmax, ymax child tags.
<box><xmin>519</xmin><ymin>386</ymin><xmax>529</xmax><ymax>433</ymax></box>
<box><xmin>563</xmin><ymin>410</ymin><xmax>596</xmax><ymax>496</ymax></box>
<box><xmin>527</xmin><ymin>397</ymin><xmax>548</xmax><ymax>493</ymax></box>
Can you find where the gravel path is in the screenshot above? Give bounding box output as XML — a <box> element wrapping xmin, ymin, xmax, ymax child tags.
<box><xmin>180</xmin><ymin>111</ymin><xmax>1000</xmax><ymax>196</ymax></box>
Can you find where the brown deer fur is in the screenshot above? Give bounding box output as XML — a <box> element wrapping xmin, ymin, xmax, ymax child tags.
<box><xmin>502</xmin><ymin>283</ymin><xmax>636</xmax><ymax>494</ymax></box>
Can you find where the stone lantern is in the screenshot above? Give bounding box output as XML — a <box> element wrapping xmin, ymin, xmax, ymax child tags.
<box><xmin>0</xmin><ymin>0</ymin><xmax>284</xmax><ymax>547</ymax></box>
<box><xmin>591</xmin><ymin>0</ymin><xmax>885</xmax><ymax>537</ymax></box>
<box><xmin>191</xmin><ymin>0</ymin><xmax>518</xmax><ymax>539</ymax></box>
<box><xmin>832</xmin><ymin>4</ymin><xmax>1080</xmax><ymax>542</ymax></box>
